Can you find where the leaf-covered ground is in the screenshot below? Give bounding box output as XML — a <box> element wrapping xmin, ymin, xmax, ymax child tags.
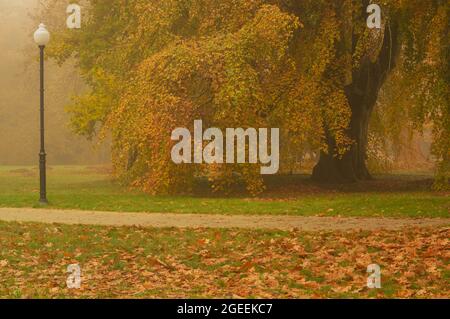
<box><xmin>0</xmin><ymin>221</ymin><xmax>448</xmax><ymax>298</ymax></box>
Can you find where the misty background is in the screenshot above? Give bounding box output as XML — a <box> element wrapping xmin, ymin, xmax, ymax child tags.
<box><xmin>0</xmin><ymin>0</ymin><xmax>433</xmax><ymax>171</ymax></box>
<box><xmin>0</xmin><ymin>0</ymin><xmax>109</xmax><ymax>165</ymax></box>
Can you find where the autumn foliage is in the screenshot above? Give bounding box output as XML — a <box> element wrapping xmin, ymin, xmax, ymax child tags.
<box><xmin>42</xmin><ymin>0</ymin><xmax>449</xmax><ymax>194</ymax></box>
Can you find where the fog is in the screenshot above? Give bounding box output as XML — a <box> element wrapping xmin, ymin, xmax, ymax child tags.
<box><xmin>0</xmin><ymin>1</ymin><xmax>433</xmax><ymax>169</ymax></box>
<box><xmin>0</xmin><ymin>0</ymin><xmax>109</xmax><ymax>165</ymax></box>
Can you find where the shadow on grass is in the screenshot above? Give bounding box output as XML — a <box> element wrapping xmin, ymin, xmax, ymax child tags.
<box><xmin>188</xmin><ymin>173</ymin><xmax>438</xmax><ymax>199</ymax></box>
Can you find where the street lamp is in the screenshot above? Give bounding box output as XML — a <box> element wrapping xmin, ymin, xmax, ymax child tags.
<box><xmin>34</xmin><ymin>23</ymin><xmax>50</xmax><ymax>204</ymax></box>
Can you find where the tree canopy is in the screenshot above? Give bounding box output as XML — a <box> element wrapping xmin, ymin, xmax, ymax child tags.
<box><xmin>43</xmin><ymin>0</ymin><xmax>449</xmax><ymax>193</ymax></box>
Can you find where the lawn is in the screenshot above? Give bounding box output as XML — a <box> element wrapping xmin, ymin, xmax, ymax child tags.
<box><xmin>0</xmin><ymin>220</ymin><xmax>447</xmax><ymax>298</ymax></box>
<box><xmin>0</xmin><ymin>166</ymin><xmax>448</xmax><ymax>217</ymax></box>
<box><xmin>0</xmin><ymin>166</ymin><xmax>448</xmax><ymax>299</ymax></box>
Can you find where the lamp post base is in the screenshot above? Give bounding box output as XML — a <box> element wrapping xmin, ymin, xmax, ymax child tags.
<box><xmin>39</xmin><ymin>151</ymin><xmax>47</xmax><ymax>205</ymax></box>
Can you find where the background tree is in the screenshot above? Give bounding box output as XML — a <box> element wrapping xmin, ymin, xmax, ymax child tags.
<box><xmin>0</xmin><ymin>0</ymin><xmax>109</xmax><ymax>165</ymax></box>
<box><xmin>42</xmin><ymin>0</ymin><xmax>449</xmax><ymax>193</ymax></box>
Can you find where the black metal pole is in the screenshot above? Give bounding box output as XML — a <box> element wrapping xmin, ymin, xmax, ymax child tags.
<box><xmin>39</xmin><ymin>45</ymin><xmax>48</xmax><ymax>204</ymax></box>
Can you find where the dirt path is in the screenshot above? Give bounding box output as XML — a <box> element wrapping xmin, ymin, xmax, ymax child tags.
<box><xmin>0</xmin><ymin>208</ymin><xmax>448</xmax><ymax>231</ymax></box>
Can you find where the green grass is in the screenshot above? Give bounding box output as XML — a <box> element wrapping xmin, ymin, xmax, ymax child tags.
<box><xmin>0</xmin><ymin>165</ymin><xmax>448</xmax><ymax>217</ymax></box>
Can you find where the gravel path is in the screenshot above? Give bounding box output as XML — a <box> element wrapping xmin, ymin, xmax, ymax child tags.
<box><xmin>0</xmin><ymin>208</ymin><xmax>448</xmax><ymax>231</ymax></box>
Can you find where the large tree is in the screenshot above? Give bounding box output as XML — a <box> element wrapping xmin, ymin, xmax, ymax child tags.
<box><xmin>43</xmin><ymin>0</ymin><xmax>449</xmax><ymax>193</ymax></box>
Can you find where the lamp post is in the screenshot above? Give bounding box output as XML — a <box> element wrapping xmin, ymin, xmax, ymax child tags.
<box><xmin>33</xmin><ymin>23</ymin><xmax>50</xmax><ymax>204</ymax></box>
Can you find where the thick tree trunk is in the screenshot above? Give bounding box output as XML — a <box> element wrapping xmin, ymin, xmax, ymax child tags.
<box><xmin>312</xmin><ymin>102</ymin><xmax>373</xmax><ymax>183</ymax></box>
<box><xmin>312</xmin><ymin>12</ymin><xmax>399</xmax><ymax>183</ymax></box>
